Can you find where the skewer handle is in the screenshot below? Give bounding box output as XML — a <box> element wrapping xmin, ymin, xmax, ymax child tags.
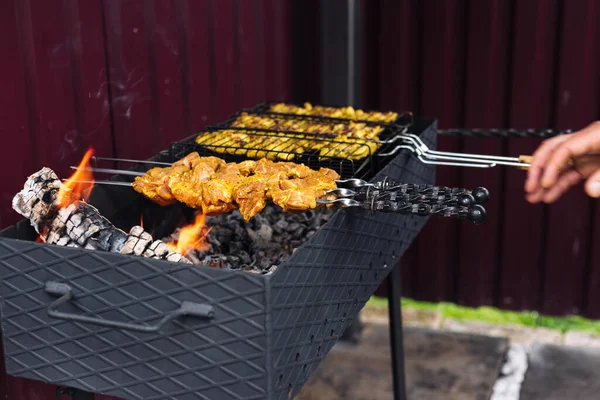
<box><xmin>518</xmin><ymin>155</ymin><xmax>533</xmax><ymax>169</ymax></box>
<box><xmin>518</xmin><ymin>155</ymin><xmax>574</xmax><ymax>170</ymax></box>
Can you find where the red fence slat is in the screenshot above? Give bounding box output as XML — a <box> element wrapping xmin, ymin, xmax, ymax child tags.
<box><xmin>499</xmin><ymin>0</ymin><xmax>561</xmax><ymax>312</ymax></box>
<box><xmin>211</xmin><ymin>0</ymin><xmax>237</xmax><ymax>121</ymax></box>
<box><xmin>185</xmin><ymin>0</ymin><xmax>216</xmax><ymax>130</ymax></box>
<box><xmin>457</xmin><ymin>0</ymin><xmax>512</xmax><ymax>307</ymax></box>
<box><xmin>152</xmin><ymin>0</ymin><xmax>190</xmax><ymax>147</ymax></box>
<box><xmin>541</xmin><ymin>0</ymin><xmax>598</xmax><ymax>316</ymax></box>
<box><xmin>263</xmin><ymin>0</ymin><xmax>291</xmax><ymax>101</ymax></box>
<box><xmin>103</xmin><ymin>0</ymin><xmax>158</xmax><ymax>159</ymax></box>
<box><xmin>557</xmin><ymin>0</ymin><xmax>600</xmax><ymax>318</ymax></box>
<box><xmin>415</xmin><ymin>0</ymin><xmax>467</xmax><ymax>302</ymax></box>
<box><xmin>0</xmin><ymin>0</ymin><xmax>35</xmax><ymax>230</ymax></box>
<box><xmin>377</xmin><ymin>0</ymin><xmax>422</xmax><ymax>298</ymax></box>
<box><xmin>237</xmin><ymin>0</ymin><xmax>266</xmax><ymax>108</ymax></box>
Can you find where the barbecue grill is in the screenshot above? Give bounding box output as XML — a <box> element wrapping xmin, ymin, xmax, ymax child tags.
<box><xmin>0</xmin><ymin>104</ymin><xmax>481</xmax><ymax>399</ymax></box>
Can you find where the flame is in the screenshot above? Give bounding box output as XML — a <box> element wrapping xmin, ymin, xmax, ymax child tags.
<box><xmin>167</xmin><ymin>213</ymin><xmax>212</xmax><ymax>256</ymax></box>
<box><xmin>140</xmin><ymin>214</ymin><xmax>144</xmax><ymax>230</ymax></box>
<box><xmin>57</xmin><ymin>148</ymin><xmax>95</xmax><ymax>208</ymax></box>
<box><xmin>35</xmin><ymin>235</ymin><xmax>43</xmax><ymax>243</ymax></box>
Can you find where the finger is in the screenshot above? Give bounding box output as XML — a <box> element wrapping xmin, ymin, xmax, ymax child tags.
<box><xmin>526</xmin><ymin>185</ymin><xmax>549</xmax><ymax>203</ymax></box>
<box><xmin>526</xmin><ymin>189</ymin><xmax>543</xmax><ymax>204</ymax></box>
<box><xmin>525</xmin><ymin>135</ymin><xmax>571</xmax><ymax>193</ymax></box>
<box><xmin>585</xmin><ymin>168</ymin><xmax>600</xmax><ymax>197</ymax></box>
<box><xmin>541</xmin><ymin>124</ymin><xmax>600</xmax><ymax>188</ymax></box>
<box><xmin>541</xmin><ymin>170</ymin><xmax>583</xmax><ymax>203</ymax></box>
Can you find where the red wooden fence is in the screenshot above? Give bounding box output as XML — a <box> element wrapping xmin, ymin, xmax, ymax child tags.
<box><xmin>1</xmin><ymin>0</ymin><xmax>599</xmax><ymax>397</ymax></box>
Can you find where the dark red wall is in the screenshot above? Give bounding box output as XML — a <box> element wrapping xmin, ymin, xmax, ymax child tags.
<box><xmin>0</xmin><ymin>0</ymin><xmax>599</xmax><ymax>397</ymax></box>
<box><xmin>370</xmin><ymin>0</ymin><xmax>600</xmax><ymax>320</ymax></box>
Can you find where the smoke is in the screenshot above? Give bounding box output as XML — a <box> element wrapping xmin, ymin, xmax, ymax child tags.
<box><xmin>56</xmin><ymin>66</ymin><xmax>150</xmax><ymax>161</ymax></box>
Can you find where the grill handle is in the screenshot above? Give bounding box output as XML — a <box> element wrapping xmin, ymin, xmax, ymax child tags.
<box><xmin>44</xmin><ymin>281</ymin><xmax>215</xmax><ymax>333</ymax></box>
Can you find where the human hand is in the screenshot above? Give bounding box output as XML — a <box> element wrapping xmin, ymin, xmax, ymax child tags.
<box><xmin>524</xmin><ymin>121</ymin><xmax>600</xmax><ymax>203</ymax></box>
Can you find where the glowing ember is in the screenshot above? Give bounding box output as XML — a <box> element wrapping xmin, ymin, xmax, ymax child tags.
<box><xmin>57</xmin><ymin>148</ymin><xmax>95</xmax><ymax>208</ymax></box>
<box><xmin>167</xmin><ymin>213</ymin><xmax>212</xmax><ymax>256</ymax></box>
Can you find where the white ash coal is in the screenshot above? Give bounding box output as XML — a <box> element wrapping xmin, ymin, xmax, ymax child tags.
<box><xmin>12</xmin><ymin>167</ymin><xmax>189</xmax><ymax>263</ymax></box>
<box><xmin>163</xmin><ymin>205</ymin><xmax>334</xmax><ymax>274</ymax></box>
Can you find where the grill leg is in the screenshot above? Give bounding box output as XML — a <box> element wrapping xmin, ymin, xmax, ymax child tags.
<box><xmin>387</xmin><ymin>265</ymin><xmax>407</xmax><ymax>400</ymax></box>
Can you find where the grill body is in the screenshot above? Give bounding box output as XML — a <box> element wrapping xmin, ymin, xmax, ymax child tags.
<box><xmin>0</xmin><ymin>118</ymin><xmax>436</xmax><ymax>400</ymax></box>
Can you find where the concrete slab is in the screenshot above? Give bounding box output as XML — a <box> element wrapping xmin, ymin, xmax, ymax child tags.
<box><xmin>520</xmin><ymin>343</ymin><xmax>600</xmax><ymax>400</ymax></box>
<box><xmin>442</xmin><ymin>319</ymin><xmax>563</xmax><ymax>348</ymax></box>
<box><xmin>359</xmin><ymin>306</ymin><xmax>443</xmax><ymax>329</ymax></box>
<box><xmin>563</xmin><ymin>331</ymin><xmax>600</xmax><ymax>349</ymax></box>
<box><xmin>297</xmin><ymin>325</ymin><xmax>508</xmax><ymax>400</ymax></box>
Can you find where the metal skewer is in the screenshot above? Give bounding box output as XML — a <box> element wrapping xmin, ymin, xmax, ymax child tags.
<box><xmin>64</xmin><ymin>165</ymin><xmax>489</xmax><ymax>224</ymax></box>
<box><xmin>70</xmin><ymin>166</ymin><xmax>144</xmax><ymax>176</ymax></box>
<box><xmin>379</xmin><ymin>135</ymin><xmax>532</xmax><ymax>168</ymax></box>
<box><xmin>88</xmin><ymin>145</ymin><xmax>534</xmax><ymax>170</ymax></box>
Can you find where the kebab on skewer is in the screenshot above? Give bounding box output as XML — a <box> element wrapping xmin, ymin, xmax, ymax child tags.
<box><xmin>132</xmin><ymin>152</ymin><xmax>340</xmax><ymax>221</ymax></box>
<box><xmin>81</xmin><ymin>152</ymin><xmax>488</xmax><ymax>224</ymax></box>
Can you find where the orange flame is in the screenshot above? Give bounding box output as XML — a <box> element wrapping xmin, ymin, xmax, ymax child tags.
<box><xmin>140</xmin><ymin>214</ymin><xmax>144</xmax><ymax>230</ymax></box>
<box><xmin>57</xmin><ymin>148</ymin><xmax>95</xmax><ymax>208</ymax></box>
<box><xmin>167</xmin><ymin>213</ymin><xmax>212</xmax><ymax>256</ymax></box>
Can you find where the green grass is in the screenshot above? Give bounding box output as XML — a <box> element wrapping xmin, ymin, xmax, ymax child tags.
<box><xmin>366</xmin><ymin>296</ymin><xmax>600</xmax><ymax>335</ymax></box>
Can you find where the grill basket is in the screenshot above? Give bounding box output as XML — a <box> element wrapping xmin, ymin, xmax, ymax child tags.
<box><xmin>0</xmin><ymin>118</ymin><xmax>436</xmax><ymax>400</ymax></box>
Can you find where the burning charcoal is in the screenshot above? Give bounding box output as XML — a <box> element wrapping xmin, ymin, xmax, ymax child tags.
<box><xmin>185</xmin><ymin>251</ymin><xmax>204</xmax><ymax>265</ymax></box>
<box><xmin>13</xmin><ymin>168</ymin><xmax>188</xmax><ymax>264</ymax></box>
<box><xmin>273</xmin><ymin>219</ymin><xmax>288</xmax><ymax>233</ymax></box>
<box><xmin>166</xmin><ymin>252</ymin><xmax>191</xmax><ymax>263</ymax></box>
<box><xmin>207</xmin><ymin>236</ymin><xmax>222</xmax><ymax>250</ymax></box>
<box><xmin>227</xmin><ymin>255</ymin><xmax>241</xmax><ymax>268</ymax></box>
<box><xmin>238</xmin><ymin>250</ymin><xmax>251</xmax><ymax>265</ymax></box>
<box><xmin>287</xmin><ymin>222</ymin><xmax>301</xmax><ymax>233</ymax></box>
<box><xmin>257</xmin><ymin>224</ymin><xmax>273</xmax><ymax>242</ymax></box>
<box><xmin>293</xmin><ymin>226</ymin><xmax>305</xmax><ymax>238</ymax></box>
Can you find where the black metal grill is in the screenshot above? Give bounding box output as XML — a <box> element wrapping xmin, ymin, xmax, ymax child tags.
<box><xmin>0</xmin><ymin>105</ymin><xmax>436</xmax><ymax>399</ymax></box>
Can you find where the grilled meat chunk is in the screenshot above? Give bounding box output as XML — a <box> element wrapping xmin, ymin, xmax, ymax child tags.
<box><xmin>132</xmin><ymin>153</ymin><xmax>340</xmax><ymax>221</ymax></box>
<box><xmin>268</xmin><ymin>102</ymin><xmax>399</xmax><ymax>123</ymax></box>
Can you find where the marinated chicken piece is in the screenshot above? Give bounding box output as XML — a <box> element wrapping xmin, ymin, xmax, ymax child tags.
<box><xmin>195</xmin><ymin>127</ymin><xmax>377</xmax><ymax>161</ymax></box>
<box><xmin>234</xmin><ymin>175</ymin><xmax>269</xmax><ymax>221</ymax></box>
<box><xmin>132</xmin><ymin>154</ymin><xmax>341</xmax><ymax>220</ymax></box>
<box><xmin>132</xmin><ymin>164</ymin><xmax>190</xmax><ymax>206</ymax></box>
<box><xmin>133</xmin><ymin>153</ymin><xmax>224</xmax><ymax>207</ymax></box>
<box><xmin>269</xmin><ymin>102</ymin><xmax>399</xmax><ymax>123</ymax></box>
<box><xmin>231</xmin><ymin>112</ymin><xmax>385</xmax><ymax>140</ymax></box>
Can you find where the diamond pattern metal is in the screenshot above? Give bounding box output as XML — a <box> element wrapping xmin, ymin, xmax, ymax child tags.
<box><xmin>0</xmin><ymin>119</ymin><xmax>436</xmax><ymax>399</ymax></box>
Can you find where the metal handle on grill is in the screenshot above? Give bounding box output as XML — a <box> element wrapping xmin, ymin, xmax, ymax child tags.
<box><xmin>44</xmin><ymin>281</ymin><xmax>215</xmax><ymax>332</ymax></box>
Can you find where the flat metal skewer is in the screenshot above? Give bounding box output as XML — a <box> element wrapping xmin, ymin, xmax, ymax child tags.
<box><xmin>92</xmin><ymin>156</ymin><xmax>172</xmax><ymax>166</ymax></box>
<box><xmin>62</xmin><ymin>179</ymin><xmax>133</xmax><ymax>187</ymax></box>
<box><xmin>70</xmin><ymin>166</ymin><xmax>145</xmax><ymax>176</ymax></box>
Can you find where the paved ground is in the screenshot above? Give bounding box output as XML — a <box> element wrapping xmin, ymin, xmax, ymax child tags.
<box><xmin>520</xmin><ymin>343</ymin><xmax>600</xmax><ymax>400</ymax></box>
<box><xmin>295</xmin><ymin>306</ymin><xmax>600</xmax><ymax>399</ymax></box>
<box><xmin>296</xmin><ymin>325</ymin><xmax>508</xmax><ymax>400</ymax></box>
